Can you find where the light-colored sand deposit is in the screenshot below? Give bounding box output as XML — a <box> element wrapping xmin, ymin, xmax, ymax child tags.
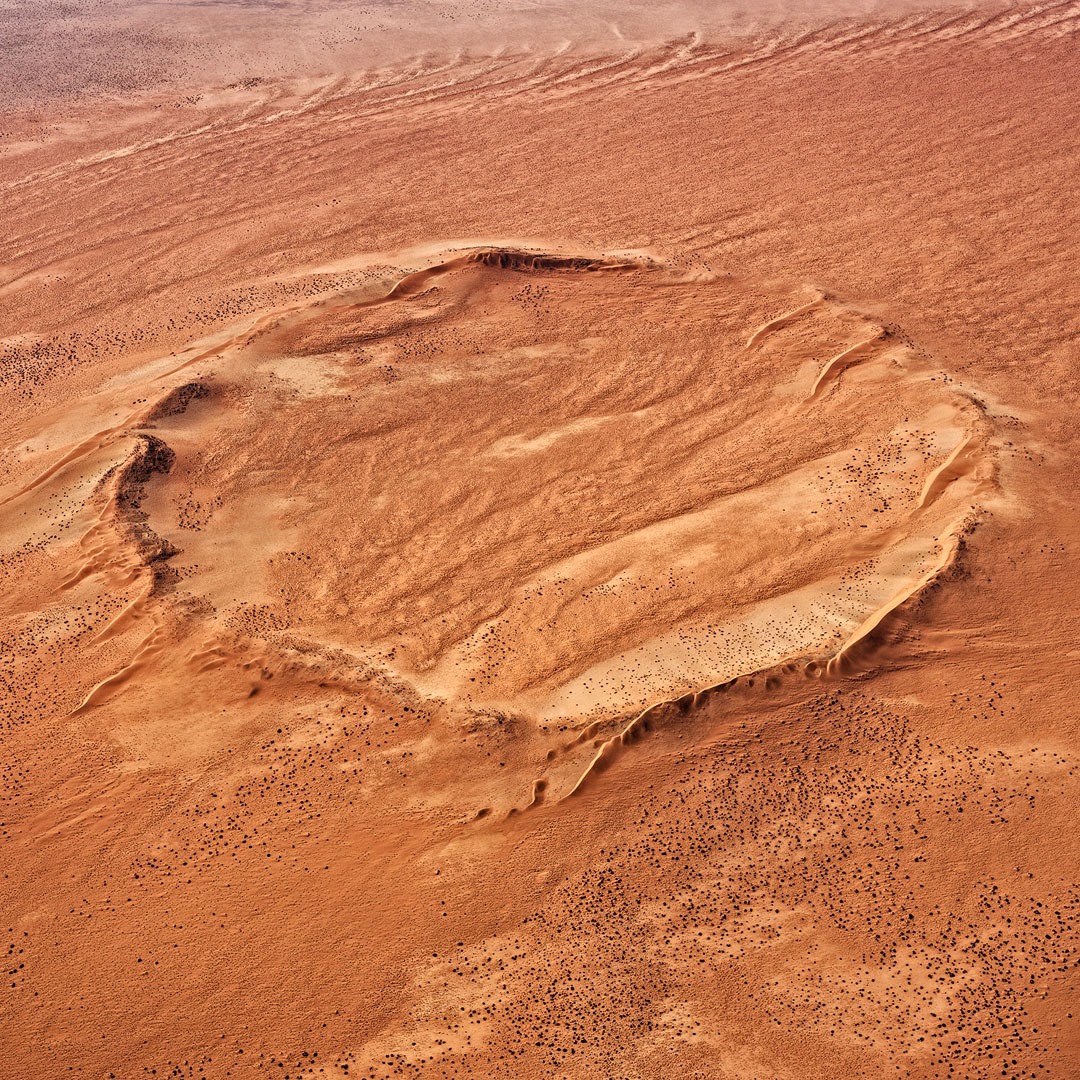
<box><xmin>1</xmin><ymin>1</ymin><xmax>1078</xmax><ymax>1077</ymax></box>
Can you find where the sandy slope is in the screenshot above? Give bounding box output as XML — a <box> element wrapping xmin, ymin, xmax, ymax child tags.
<box><xmin>1</xmin><ymin>2</ymin><xmax>1078</xmax><ymax>1078</ymax></box>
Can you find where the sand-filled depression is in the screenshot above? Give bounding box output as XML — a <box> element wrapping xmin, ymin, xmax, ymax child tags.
<box><xmin>5</xmin><ymin>248</ymin><xmax>991</xmax><ymax>779</ymax></box>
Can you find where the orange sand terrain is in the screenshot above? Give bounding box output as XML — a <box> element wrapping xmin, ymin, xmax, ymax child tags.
<box><xmin>1</xmin><ymin>1</ymin><xmax>1079</xmax><ymax>1077</ymax></box>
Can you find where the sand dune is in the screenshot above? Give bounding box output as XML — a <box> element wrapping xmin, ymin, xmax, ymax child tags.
<box><xmin>1</xmin><ymin>2</ymin><xmax>1078</xmax><ymax>1078</ymax></box>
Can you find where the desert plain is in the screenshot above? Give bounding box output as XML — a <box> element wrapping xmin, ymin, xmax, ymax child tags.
<box><xmin>1</xmin><ymin>0</ymin><xmax>1079</xmax><ymax>1077</ymax></box>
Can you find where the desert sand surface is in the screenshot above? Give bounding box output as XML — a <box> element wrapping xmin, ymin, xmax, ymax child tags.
<box><xmin>2</xmin><ymin>1</ymin><xmax>1079</xmax><ymax>1077</ymax></box>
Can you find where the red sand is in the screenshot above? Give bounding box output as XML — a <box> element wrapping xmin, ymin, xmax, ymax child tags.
<box><xmin>1</xmin><ymin>2</ymin><xmax>1078</xmax><ymax>1077</ymax></box>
